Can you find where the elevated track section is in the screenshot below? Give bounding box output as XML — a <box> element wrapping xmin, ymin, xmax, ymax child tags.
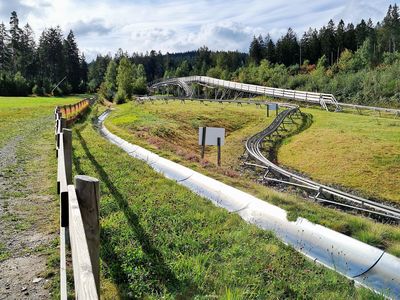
<box><xmin>150</xmin><ymin>76</ymin><xmax>400</xmax><ymax>116</ymax></box>
<box><xmin>150</xmin><ymin>76</ymin><xmax>340</xmax><ymax>110</ymax></box>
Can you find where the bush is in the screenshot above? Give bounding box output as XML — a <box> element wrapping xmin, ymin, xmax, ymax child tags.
<box><xmin>32</xmin><ymin>84</ymin><xmax>45</xmax><ymax>96</ymax></box>
<box><xmin>13</xmin><ymin>72</ymin><xmax>29</xmax><ymax>96</ymax></box>
<box><xmin>52</xmin><ymin>86</ymin><xmax>63</xmax><ymax>96</ymax></box>
<box><xmin>115</xmin><ymin>90</ymin><xmax>127</xmax><ymax>104</ymax></box>
<box><xmin>62</xmin><ymin>83</ymin><xmax>72</xmax><ymax>95</ymax></box>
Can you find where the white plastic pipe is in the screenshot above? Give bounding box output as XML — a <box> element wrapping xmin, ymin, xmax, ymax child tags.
<box><xmin>98</xmin><ymin>110</ymin><xmax>400</xmax><ymax>298</ymax></box>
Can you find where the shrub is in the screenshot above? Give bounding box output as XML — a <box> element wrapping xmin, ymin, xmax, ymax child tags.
<box><xmin>13</xmin><ymin>72</ymin><xmax>29</xmax><ymax>96</ymax></box>
<box><xmin>115</xmin><ymin>90</ymin><xmax>127</xmax><ymax>104</ymax></box>
<box><xmin>32</xmin><ymin>84</ymin><xmax>45</xmax><ymax>96</ymax></box>
<box><xmin>52</xmin><ymin>86</ymin><xmax>63</xmax><ymax>96</ymax></box>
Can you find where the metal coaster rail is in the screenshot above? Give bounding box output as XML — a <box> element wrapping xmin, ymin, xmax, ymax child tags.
<box><xmin>243</xmin><ymin>104</ymin><xmax>400</xmax><ymax>222</ymax></box>
<box><xmin>138</xmin><ymin>95</ymin><xmax>400</xmax><ymax>222</ymax></box>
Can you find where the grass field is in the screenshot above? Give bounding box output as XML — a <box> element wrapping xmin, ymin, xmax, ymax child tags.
<box><xmin>0</xmin><ymin>96</ymin><xmax>79</xmax><ymax>148</ymax></box>
<box><xmin>0</xmin><ymin>96</ymin><xmax>86</xmax><ymax>298</ymax></box>
<box><xmin>72</xmin><ymin>106</ymin><xmax>380</xmax><ymax>299</ymax></box>
<box><xmin>103</xmin><ymin>100</ymin><xmax>400</xmax><ymax>259</ymax></box>
<box><xmin>279</xmin><ymin>107</ymin><xmax>400</xmax><ymax>203</ymax></box>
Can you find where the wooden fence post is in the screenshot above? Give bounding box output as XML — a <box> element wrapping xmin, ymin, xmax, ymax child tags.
<box><xmin>63</xmin><ymin>129</ymin><xmax>73</xmax><ymax>185</ymax></box>
<box><xmin>75</xmin><ymin>175</ymin><xmax>100</xmax><ymax>296</ymax></box>
<box><xmin>56</xmin><ymin>118</ymin><xmax>66</xmax><ymax>157</ymax></box>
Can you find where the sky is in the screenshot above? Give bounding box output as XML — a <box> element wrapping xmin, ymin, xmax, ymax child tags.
<box><xmin>0</xmin><ymin>0</ymin><xmax>397</xmax><ymax>61</ymax></box>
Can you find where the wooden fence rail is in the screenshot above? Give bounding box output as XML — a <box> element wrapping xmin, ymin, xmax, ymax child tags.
<box><xmin>55</xmin><ymin>97</ymin><xmax>100</xmax><ymax>299</ymax></box>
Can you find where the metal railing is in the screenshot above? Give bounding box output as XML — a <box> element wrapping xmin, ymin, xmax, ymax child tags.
<box><xmin>150</xmin><ymin>76</ymin><xmax>340</xmax><ymax>110</ymax></box>
<box><xmin>150</xmin><ymin>76</ymin><xmax>400</xmax><ymax>116</ymax></box>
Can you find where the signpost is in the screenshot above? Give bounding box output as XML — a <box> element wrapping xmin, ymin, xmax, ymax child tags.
<box><xmin>198</xmin><ymin>127</ymin><xmax>225</xmax><ymax>166</ymax></box>
<box><xmin>267</xmin><ymin>103</ymin><xmax>279</xmax><ymax>117</ymax></box>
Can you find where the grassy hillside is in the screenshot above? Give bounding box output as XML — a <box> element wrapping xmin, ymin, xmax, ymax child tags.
<box><xmin>103</xmin><ymin>100</ymin><xmax>400</xmax><ymax>258</ymax></box>
<box><xmin>279</xmin><ymin>107</ymin><xmax>400</xmax><ymax>204</ymax></box>
<box><xmin>72</xmin><ymin>107</ymin><xmax>380</xmax><ymax>299</ymax></box>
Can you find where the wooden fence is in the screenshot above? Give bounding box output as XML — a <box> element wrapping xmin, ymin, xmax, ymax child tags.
<box><xmin>57</xmin><ymin>98</ymin><xmax>91</xmax><ymax>126</ymax></box>
<box><xmin>55</xmin><ymin>98</ymin><xmax>100</xmax><ymax>299</ymax></box>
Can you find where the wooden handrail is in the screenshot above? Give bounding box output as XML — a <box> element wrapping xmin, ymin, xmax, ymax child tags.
<box><xmin>55</xmin><ymin>98</ymin><xmax>99</xmax><ymax>299</ymax></box>
<box><xmin>68</xmin><ymin>185</ymin><xmax>99</xmax><ymax>299</ymax></box>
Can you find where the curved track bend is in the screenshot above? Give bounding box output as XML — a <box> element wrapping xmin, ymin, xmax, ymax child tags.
<box><xmin>244</xmin><ymin>104</ymin><xmax>400</xmax><ymax>222</ymax></box>
<box><xmin>139</xmin><ymin>95</ymin><xmax>400</xmax><ymax>222</ymax></box>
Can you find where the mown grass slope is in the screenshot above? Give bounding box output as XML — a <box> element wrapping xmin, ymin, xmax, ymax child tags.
<box><xmin>103</xmin><ymin>101</ymin><xmax>400</xmax><ymax>258</ymax></box>
<box><xmin>279</xmin><ymin>107</ymin><xmax>400</xmax><ymax>203</ymax></box>
<box><xmin>72</xmin><ymin>108</ymin><xmax>380</xmax><ymax>299</ymax></box>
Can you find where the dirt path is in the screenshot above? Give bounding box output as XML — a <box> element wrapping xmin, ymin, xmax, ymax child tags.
<box><xmin>0</xmin><ymin>116</ymin><xmax>57</xmax><ymax>299</ymax></box>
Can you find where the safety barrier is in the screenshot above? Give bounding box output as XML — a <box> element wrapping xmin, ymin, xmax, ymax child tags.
<box><xmin>54</xmin><ymin>98</ymin><xmax>100</xmax><ymax>299</ymax></box>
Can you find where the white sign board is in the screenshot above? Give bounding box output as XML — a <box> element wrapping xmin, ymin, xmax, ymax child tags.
<box><xmin>268</xmin><ymin>103</ymin><xmax>278</xmax><ymax>110</ymax></box>
<box><xmin>198</xmin><ymin>127</ymin><xmax>225</xmax><ymax>146</ymax></box>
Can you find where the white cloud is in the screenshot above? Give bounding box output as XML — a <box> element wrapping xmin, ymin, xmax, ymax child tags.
<box><xmin>0</xmin><ymin>0</ymin><xmax>394</xmax><ymax>61</ymax></box>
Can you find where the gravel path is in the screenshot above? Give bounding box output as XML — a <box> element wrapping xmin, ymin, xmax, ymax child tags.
<box><xmin>0</xmin><ymin>116</ymin><xmax>56</xmax><ymax>299</ymax></box>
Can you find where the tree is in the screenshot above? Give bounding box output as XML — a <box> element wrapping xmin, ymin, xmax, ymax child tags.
<box><xmin>103</xmin><ymin>59</ymin><xmax>117</xmax><ymax>100</ymax></box>
<box><xmin>87</xmin><ymin>54</ymin><xmax>110</xmax><ymax>92</ymax></box>
<box><xmin>249</xmin><ymin>35</ymin><xmax>263</xmax><ymax>65</ymax></box>
<box><xmin>319</xmin><ymin>20</ymin><xmax>336</xmax><ymax>65</ymax></box>
<box><xmin>63</xmin><ymin>30</ymin><xmax>81</xmax><ymax>92</ymax></box>
<box><xmin>264</xmin><ymin>34</ymin><xmax>276</xmax><ymax>63</ymax></box>
<box><xmin>379</xmin><ymin>4</ymin><xmax>400</xmax><ymax>53</ymax></box>
<box><xmin>195</xmin><ymin>46</ymin><xmax>211</xmax><ymax>74</ymax></box>
<box><xmin>344</xmin><ymin>23</ymin><xmax>357</xmax><ymax>51</ymax></box>
<box><xmin>116</xmin><ymin>57</ymin><xmax>134</xmax><ymax>101</ymax></box>
<box><xmin>301</xmin><ymin>28</ymin><xmax>321</xmax><ymax>64</ymax></box>
<box><xmin>0</xmin><ymin>22</ymin><xmax>11</xmax><ymax>71</ymax></box>
<box><xmin>336</xmin><ymin>20</ymin><xmax>346</xmax><ymax>58</ymax></box>
<box><xmin>132</xmin><ymin>63</ymin><xmax>147</xmax><ymax>94</ymax></box>
<box><xmin>9</xmin><ymin>11</ymin><xmax>22</xmax><ymax>73</ymax></box>
<box><xmin>175</xmin><ymin>60</ymin><xmax>190</xmax><ymax>77</ymax></box>
<box><xmin>38</xmin><ymin>27</ymin><xmax>65</xmax><ymax>91</ymax></box>
<box><xmin>19</xmin><ymin>23</ymin><xmax>36</xmax><ymax>80</ymax></box>
<box><xmin>276</xmin><ymin>28</ymin><xmax>299</xmax><ymax>66</ymax></box>
<box><xmin>79</xmin><ymin>54</ymin><xmax>88</xmax><ymax>92</ymax></box>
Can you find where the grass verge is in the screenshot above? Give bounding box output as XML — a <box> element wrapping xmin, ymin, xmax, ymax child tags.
<box><xmin>102</xmin><ymin>100</ymin><xmax>400</xmax><ymax>258</ymax></box>
<box><xmin>72</xmin><ymin>107</ymin><xmax>379</xmax><ymax>299</ymax></box>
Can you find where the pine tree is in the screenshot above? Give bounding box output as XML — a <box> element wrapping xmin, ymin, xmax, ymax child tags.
<box><xmin>264</xmin><ymin>34</ymin><xmax>276</xmax><ymax>63</ymax></box>
<box><xmin>336</xmin><ymin>20</ymin><xmax>345</xmax><ymax>59</ymax></box>
<box><xmin>249</xmin><ymin>36</ymin><xmax>263</xmax><ymax>65</ymax></box>
<box><xmin>103</xmin><ymin>59</ymin><xmax>117</xmax><ymax>100</ymax></box>
<box><xmin>0</xmin><ymin>22</ymin><xmax>11</xmax><ymax>71</ymax></box>
<box><xmin>38</xmin><ymin>26</ymin><xmax>65</xmax><ymax>91</ymax></box>
<box><xmin>9</xmin><ymin>11</ymin><xmax>22</xmax><ymax>73</ymax></box>
<box><xmin>79</xmin><ymin>53</ymin><xmax>88</xmax><ymax>92</ymax></box>
<box><xmin>19</xmin><ymin>23</ymin><xmax>36</xmax><ymax>80</ymax></box>
<box><xmin>344</xmin><ymin>23</ymin><xmax>357</xmax><ymax>51</ymax></box>
<box><xmin>276</xmin><ymin>28</ymin><xmax>299</xmax><ymax>66</ymax></box>
<box><xmin>116</xmin><ymin>57</ymin><xmax>134</xmax><ymax>101</ymax></box>
<box><xmin>63</xmin><ymin>30</ymin><xmax>81</xmax><ymax>92</ymax></box>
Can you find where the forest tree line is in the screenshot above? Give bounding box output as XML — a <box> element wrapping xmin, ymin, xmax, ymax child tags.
<box><xmin>89</xmin><ymin>4</ymin><xmax>400</xmax><ymax>106</ymax></box>
<box><xmin>1</xmin><ymin>5</ymin><xmax>400</xmax><ymax>107</ymax></box>
<box><xmin>0</xmin><ymin>11</ymin><xmax>87</xmax><ymax>96</ymax></box>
